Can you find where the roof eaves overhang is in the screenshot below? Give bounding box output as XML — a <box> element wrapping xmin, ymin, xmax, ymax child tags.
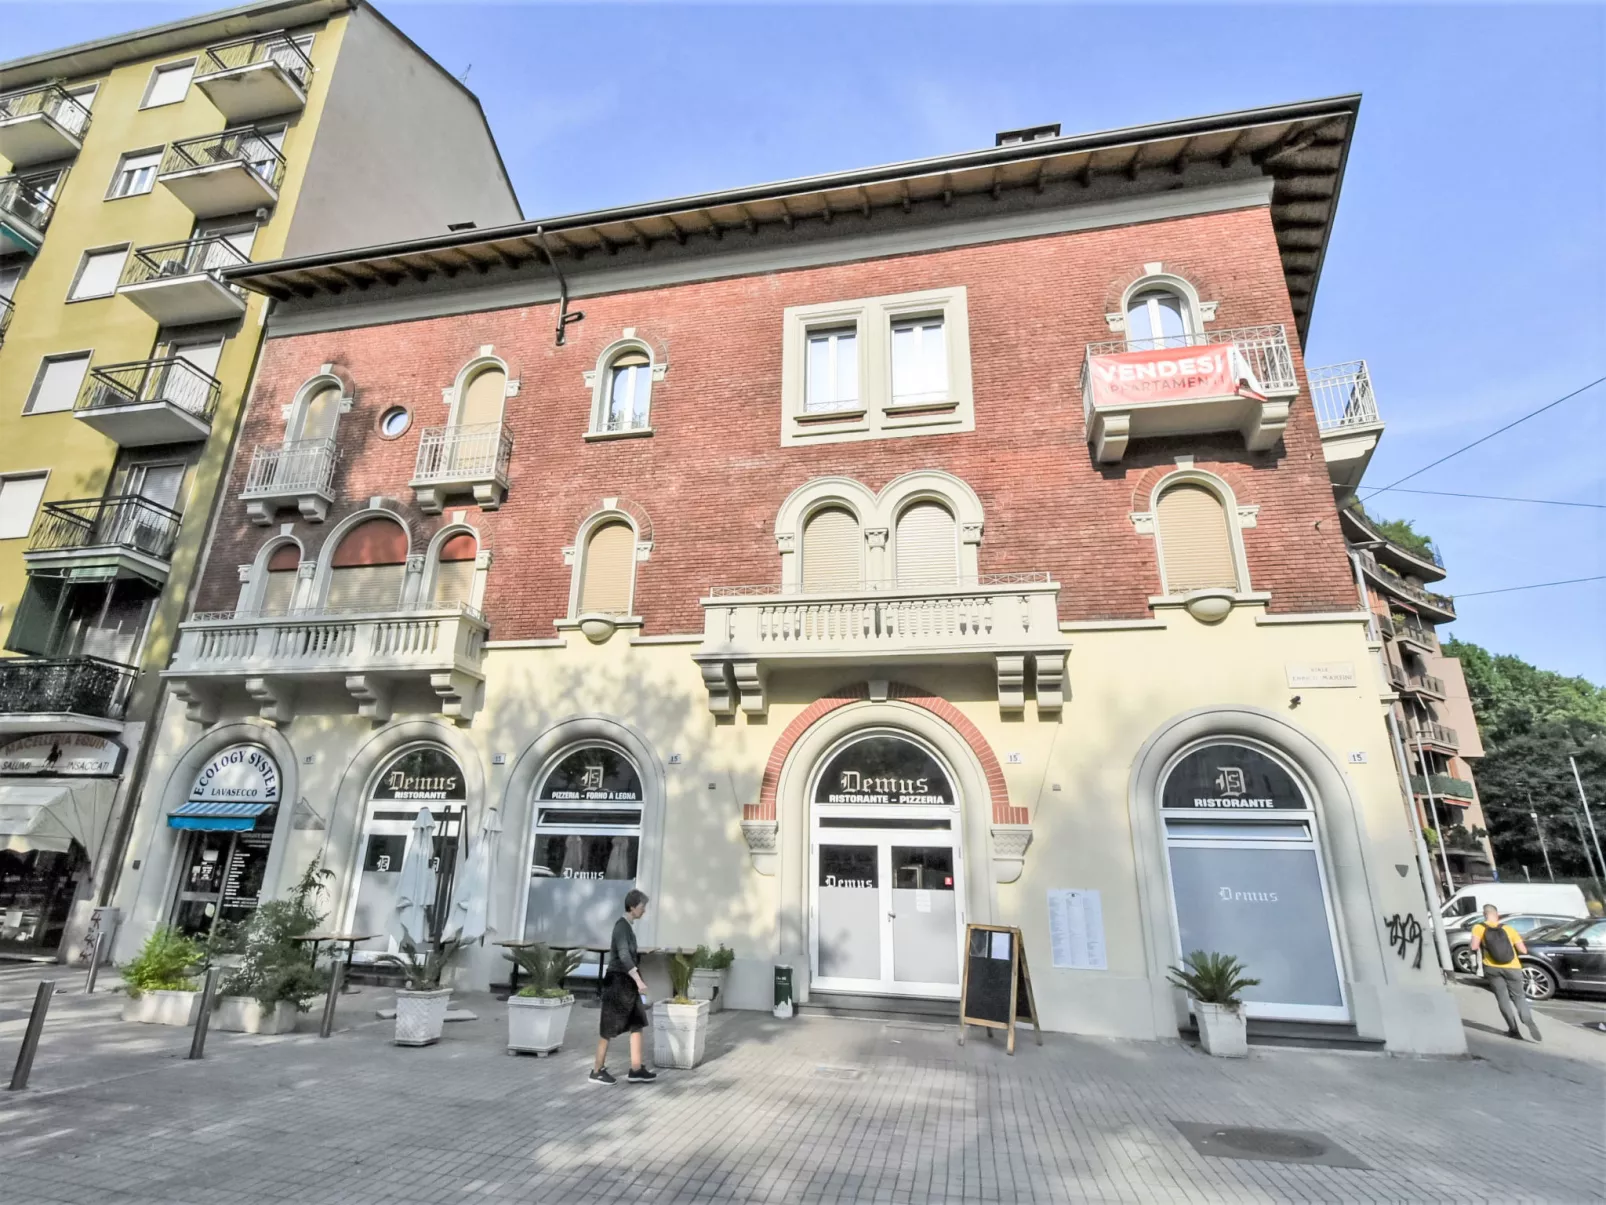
<box><xmin>229</xmin><ymin>94</ymin><xmax>1360</xmax><ymax>342</ymax></box>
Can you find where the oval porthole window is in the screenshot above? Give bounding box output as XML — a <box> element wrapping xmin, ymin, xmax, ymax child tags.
<box><xmin>379</xmin><ymin>406</ymin><xmax>411</xmax><ymax>439</ymax></box>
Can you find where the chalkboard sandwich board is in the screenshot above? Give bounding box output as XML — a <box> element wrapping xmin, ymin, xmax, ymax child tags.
<box><xmin>958</xmin><ymin>924</ymin><xmax>1041</xmax><ymax>1054</ymax></box>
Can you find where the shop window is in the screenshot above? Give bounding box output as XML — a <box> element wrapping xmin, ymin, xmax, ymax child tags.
<box><xmin>893</xmin><ymin>501</ymin><xmax>957</xmax><ymax>588</ymax></box>
<box><xmin>168</xmin><ymin>743</ymin><xmax>283</xmax><ymax>939</ymax></box>
<box><xmin>577</xmin><ymin>520</ymin><xmax>635</xmax><ymax>615</ymax></box>
<box><xmin>325</xmin><ymin>516</ymin><xmax>408</xmax><ymax>613</ymax></box>
<box><xmin>431</xmin><ymin>531</ymin><xmax>478</xmax><ymax>608</ymax></box>
<box><xmin>801</xmin><ymin>506</ymin><xmax>861</xmax><ymax>593</ymax></box>
<box><xmin>1156</xmin><ymin>483</ymin><xmax>1239</xmax><ymax>594</ymax></box>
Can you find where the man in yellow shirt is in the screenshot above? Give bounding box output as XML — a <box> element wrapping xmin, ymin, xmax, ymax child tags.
<box><xmin>1470</xmin><ymin>904</ymin><xmax>1542</xmax><ymax>1042</ymax></box>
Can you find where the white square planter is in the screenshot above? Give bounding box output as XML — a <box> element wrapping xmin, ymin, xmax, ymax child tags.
<box><xmin>507</xmin><ymin>993</ymin><xmax>574</xmax><ymax>1055</ymax></box>
<box><xmin>1195</xmin><ymin>1002</ymin><xmax>1248</xmax><ymax>1058</ymax></box>
<box><xmin>214</xmin><ymin>997</ymin><xmax>300</xmax><ymax>1035</ymax></box>
<box><xmin>394</xmin><ymin>988</ymin><xmax>452</xmax><ymax>1046</ymax></box>
<box><xmin>652</xmin><ymin>999</ymin><xmax>709</xmax><ymax>1069</ymax></box>
<box><xmin>688</xmin><ymin>968</ymin><xmax>727</xmax><ymax>1013</ymax></box>
<box><xmin>121</xmin><ymin>989</ymin><xmax>202</xmax><ymax>1027</ymax></box>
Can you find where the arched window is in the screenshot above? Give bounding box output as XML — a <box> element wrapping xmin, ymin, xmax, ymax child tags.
<box><xmin>578</xmin><ymin>521</ymin><xmax>636</xmax><ymax>615</ymax></box>
<box><xmin>292</xmin><ymin>380</ymin><xmax>342</xmax><ymax>442</ymax></box>
<box><xmin>801</xmin><ymin>506</ymin><xmax>861</xmax><ymax>593</ymax></box>
<box><xmin>1156</xmin><ymin>483</ymin><xmax>1238</xmax><ymax>594</ymax></box>
<box><xmin>894</xmin><ymin>501</ymin><xmax>958</xmax><ymax>587</ymax></box>
<box><xmin>260</xmin><ymin>541</ymin><xmax>301</xmax><ymax>615</ymax></box>
<box><xmin>455</xmin><ymin>363</ymin><xmax>506</xmax><ymax>429</ymax></box>
<box><xmin>326</xmin><ymin>517</ymin><xmax>408</xmax><ymax>612</ymax></box>
<box><xmin>526</xmin><ymin>744</ymin><xmax>644</xmax><ymax>945</ymax></box>
<box><xmin>430</xmin><ymin>531</ymin><xmax>478</xmax><ymax>608</ymax></box>
<box><xmin>1126</xmin><ymin>288</ymin><xmax>1192</xmax><ymax>349</ymax></box>
<box><xmin>604</xmin><ymin>348</ymin><xmax>652</xmax><ymax>433</ymax></box>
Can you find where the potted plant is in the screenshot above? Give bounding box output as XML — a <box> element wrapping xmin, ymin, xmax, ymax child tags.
<box><xmin>215</xmin><ymin>858</ymin><xmax>332</xmax><ymax>1035</ymax></box>
<box><xmin>506</xmin><ymin>943</ymin><xmax>583</xmax><ymax>1055</ymax></box>
<box><xmin>378</xmin><ymin>934</ymin><xmax>464</xmax><ymax>1046</ymax></box>
<box><xmin>652</xmin><ymin>950</ymin><xmax>710</xmax><ymax>1070</ymax></box>
<box><xmin>120</xmin><ymin>926</ymin><xmax>204</xmax><ymax>1026</ymax></box>
<box><xmin>1167</xmin><ymin>950</ymin><xmax>1260</xmax><ymax>1058</ymax></box>
<box><xmin>688</xmin><ymin>944</ymin><xmax>735</xmax><ymax>1013</ymax></box>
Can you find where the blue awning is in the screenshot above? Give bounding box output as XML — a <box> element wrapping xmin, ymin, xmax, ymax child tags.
<box><xmin>167</xmin><ymin>800</ymin><xmax>274</xmax><ymax>831</ymax></box>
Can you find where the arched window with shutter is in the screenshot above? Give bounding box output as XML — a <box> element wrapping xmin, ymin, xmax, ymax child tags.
<box><xmin>259</xmin><ymin>541</ymin><xmax>301</xmax><ymax>615</ymax></box>
<box><xmin>604</xmin><ymin>349</ymin><xmax>652</xmax><ymax>433</ymax></box>
<box><xmin>431</xmin><ymin>531</ymin><xmax>478</xmax><ymax>608</ymax></box>
<box><xmin>894</xmin><ymin>501</ymin><xmax>958</xmax><ymax>588</ymax></box>
<box><xmin>293</xmin><ymin>381</ymin><xmax>342</xmax><ymax>443</ymax></box>
<box><xmin>578</xmin><ymin>520</ymin><xmax>636</xmax><ymax>615</ymax></box>
<box><xmin>1156</xmin><ymin>482</ymin><xmax>1240</xmax><ymax>594</ymax></box>
<box><xmin>455</xmin><ymin>364</ymin><xmax>506</xmax><ymax>429</ymax></box>
<box><xmin>801</xmin><ymin>506</ymin><xmax>861</xmax><ymax>593</ymax></box>
<box><xmin>325</xmin><ymin>517</ymin><xmax>408</xmax><ymax>612</ymax></box>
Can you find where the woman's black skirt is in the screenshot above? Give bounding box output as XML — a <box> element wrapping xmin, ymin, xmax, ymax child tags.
<box><xmin>599</xmin><ymin>970</ymin><xmax>649</xmax><ymax>1039</ymax></box>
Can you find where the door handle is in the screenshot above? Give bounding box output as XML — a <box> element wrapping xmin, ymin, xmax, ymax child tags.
<box><xmin>887</xmin><ymin>912</ymin><xmax>896</xmax><ymax>921</ymax></box>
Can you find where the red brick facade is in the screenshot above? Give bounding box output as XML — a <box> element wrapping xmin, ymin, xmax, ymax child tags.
<box><xmin>201</xmin><ymin>204</ymin><xmax>1356</xmax><ymax>633</ymax></box>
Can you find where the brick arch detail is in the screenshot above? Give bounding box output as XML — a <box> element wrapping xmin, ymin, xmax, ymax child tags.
<box><xmin>745</xmin><ymin>682</ymin><xmax>1025</xmax><ymax>825</ymax></box>
<box><xmin>1129</xmin><ymin>461</ymin><xmax>1258</xmax><ymax>513</ymax></box>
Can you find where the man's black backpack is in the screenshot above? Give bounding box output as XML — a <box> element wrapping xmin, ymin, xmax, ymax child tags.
<box><xmin>1481</xmin><ymin>922</ymin><xmax>1516</xmax><ymax>965</ymax></box>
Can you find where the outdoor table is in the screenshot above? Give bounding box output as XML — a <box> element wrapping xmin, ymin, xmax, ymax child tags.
<box><xmin>297</xmin><ymin>932</ymin><xmax>376</xmax><ymax>1038</ymax></box>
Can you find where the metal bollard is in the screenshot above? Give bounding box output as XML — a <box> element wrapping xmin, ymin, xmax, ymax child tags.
<box><xmin>318</xmin><ymin>956</ymin><xmax>346</xmax><ymax>1039</ymax></box>
<box><xmin>84</xmin><ymin>929</ymin><xmax>107</xmax><ymax>995</ymax></box>
<box><xmin>186</xmin><ymin>966</ymin><xmax>221</xmax><ymax>1060</ymax></box>
<box><xmin>8</xmin><ymin>981</ymin><xmax>56</xmax><ymax>1091</ymax></box>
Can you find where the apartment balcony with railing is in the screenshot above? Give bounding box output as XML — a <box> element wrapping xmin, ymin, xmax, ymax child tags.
<box><xmin>165</xmin><ymin>602</ymin><xmax>488</xmax><ymax>725</ymax></box>
<box><xmin>194</xmin><ymin>33</ymin><xmax>313</xmax><ymax>122</ymax></box>
<box><xmin>241</xmin><ymin>436</ymin><xmax>337</xmax><ymax>524</ymax></box>
<box><xmin>1311</xmin><ymin>360</ymin><xmax>1385</xmax><ymax>495</ymax></box>
<box><xmin>696</xmin><ymin>573</ymin><xmax>1071</xmax><ymax>717</ymax></box>
<box><xmin>1408</xmin><ymin>720</ymin><xmax>1459</xmax><ymax>754</ymax></box>
<box><xmin>1392</xmin><ymin>612</ymin><xmax>1438</xmax><ymax>655</ymax></box>
<box><xmin>1341</xmin><ymin>502</ymin><xmax>1445</xmax><ymax>584</ymax></box>
<box><xmin>75</xmin><ymin>357</ymin><xmax>222</xmax><ymax>446</ymax></box>
<box><xmin>1358</xmin><ymin>550</ymin><xmax>1455</xmax><ymax>622</ymax></box>
<box><xmin>0</xmin><ymin>84</ymin><xmax>91</xmax><ymax>168</ymax></box>
<box><xmin>0</xmin><ymin>295</ymin><xmax>12</xmax><ymax>350</ymax></box>
<box><xmin>117</xmin><ymin>236</ymin><xmax>250</xmax><ymax>326</ymax></box>
<box><xmin>159</xmin><ymin>128</ymin><xmax>284</xmax><ymax>218</ymax></box>
<box><xmin>0</xmin><ymin>173</ymin><xmax>56</xmax><ymax>255</ymax></box>
<box><xmin>22</xmin><ymin>495</ymin><xmax>183</xmax><ymax>585</ymax></box>
<box><xmin>1398</xmin><ymin>671</ymin><xmax>1447</xmax><ymax>702</ymax></box>
<box><xmin>1081</xmin><ymin>326</ymin><xmax>1299</xmax><ymax>462</ymax></box>
<box><xmin>410</xmin><ymin>422</ymin><xmax>513</xmax><ymax>513</ymax></box>
<box><xmin>0</xmin><ymin>656</ymin><xmax>136</xmax><ymax>735</ymax></box>
<box><xmin>1409</xmin><ymin>773</ymin><xmax>1476</xmax><ymax>803</ymax></box>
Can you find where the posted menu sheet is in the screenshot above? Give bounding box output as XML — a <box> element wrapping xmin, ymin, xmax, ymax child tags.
<box><xmin>1047</xmin><ymin>888</ymin><xmax>1107</xmax><ymax>971</ymax></box>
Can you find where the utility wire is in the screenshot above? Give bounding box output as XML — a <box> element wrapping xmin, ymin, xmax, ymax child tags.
<box><xmin>1387</xmin><ymin>488</ymin><xmax>1606</xmax><ymax>510</ymax></box>
<box><xmin>1455</xmin><ymin>575</ymin><xmax>1606</xmax><ymax>599</ymax></box>
<box><xmin>1360</xmin><ymin>375</ymin><xmax>1606</xmax><ymax>500</ymax></box>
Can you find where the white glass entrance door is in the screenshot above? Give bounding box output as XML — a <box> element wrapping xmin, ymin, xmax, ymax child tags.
<box><xmin>811</xmin><ymin>828</ymin><xmax>963</xmax><ymax>998</ymax></box>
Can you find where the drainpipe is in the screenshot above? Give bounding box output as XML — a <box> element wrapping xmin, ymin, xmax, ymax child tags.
<box><xmin>1387</xmin><ymin>710</ymin><xmax>1454</xmax><ymax>975</ymax></box>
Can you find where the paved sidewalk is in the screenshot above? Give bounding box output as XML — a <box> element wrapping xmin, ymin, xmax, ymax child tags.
<box><xmin>1</xmin><ymin>966</ymin><xmax>1603</xmax><ymax>1204</ymax></box>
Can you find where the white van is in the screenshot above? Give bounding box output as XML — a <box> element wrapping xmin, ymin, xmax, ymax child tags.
<box><xmin>1439</xmin><ymin>882</ymin><xmax>1589</xmax><ymax>921</ymax></box>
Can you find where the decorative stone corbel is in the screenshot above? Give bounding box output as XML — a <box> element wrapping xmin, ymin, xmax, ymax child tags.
<box><xmin>1090</xmin><ymin>410</ymin><xmax>1131</xmax><ymax>463</ymax></box>
<box><xmin>960</xmin><ymin>521</ymin><xmax>984</xmax><ymax>546</ymax></box>
<box><xmin>1128</xmin><ymin>511</ymin><xmax>1155</xmax><ymax>535</ymax></box>
<box><xmin>168</xmin><ymin>679</ymin><xmax>219</xmax><ymax>726</ymax></box>
<box><xmin>345</xmin><ymin>674</ymin><xmax>394</xmax><ymax>723</ymax></box>
<box><xmin>1034</xmin><ymin>652</ymin><xmax>1067</xmax><ymax>713</ymax></box>
<box><xmin>740</xmin><ymin>820</ymin><xmax>779</xmax><ymax>876</ymax></box>
<box><xmin>990</xmin><ymin>825</ymin><xmax>1033</xmax><ymax>884</ymax></box>
<box><xmin>1243</xmin><ymin>398</ymin><xmax>1291</xmax><ymax>452</ymax></box>
<box><xmin>1183</xmin><ymin>589</ymin><xmax>1235</xmax><ymax>625</ymax></box>
<box><xmin>245</xmin><ymin>676</ymin><xmax>296</xmax><ymax>726</ymax></box>
<box><xmin>577</xmin><ymin>613</ymin><xmax>619</xmax><ymax>644</ymax></box>
<box><xmin>699</xmin><ymin>661</ymin><xmax>736</xmax><ymax>715</ymax></box>
<box><xmin>733</xmin><ymin>661</ymin><xmax>767</xmax><ymax>715</ymax></box>
<box><xmin>236</xmin><ymin>564</ymin><xmax>253</xmax><ymax>583</ymax></box>
<box><xmin>1235</xmin><ymin>504</ymin><xmax>1260</xmax><ymax>529</ymax></box>
<box><xmin>431</xmin><ymin>670</ymin><xmax>480</xmax><ymax>724</ymax></box>
<box><xmin>996</xmin><ymin>654</ymin><xmax>1027</xmax><ymax>713</ymax></box>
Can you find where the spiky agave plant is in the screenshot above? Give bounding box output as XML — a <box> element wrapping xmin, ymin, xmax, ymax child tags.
<box><xmin>510</xmin><ymin>943</ymin><xmax>583</xmax><ymax>998</ymax></box>
<box><xmin>1166</xmin><ymin>951</ymin><xmax>1260</xmax><ymax>1010</ymax></box>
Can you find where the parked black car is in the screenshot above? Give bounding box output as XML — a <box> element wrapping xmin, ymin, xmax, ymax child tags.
<box><xmin>1518</xmin><ymin>918</ymin><xmax>1606</xmax><ymax>1000</ymax></box>
<box><xmin>1449</xmin><ymin>913</ymin><xmax>1575</xmax><ymax>975</ymax></box>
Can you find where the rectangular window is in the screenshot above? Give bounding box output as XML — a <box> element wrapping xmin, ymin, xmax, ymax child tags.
<box><xmin>107</xmin><ymin>149</ymin><xmax>162</xmax><ymax>199</ymax></box>
<box><xmin>805</xmin><ymin>327</ymin><xmax>859</xmax><ymax>413</ymax></box>
<box><xmin>0</xmin><ymin>473</ymin><xmax>47</xmax><ymax>539</ymax></box>
<box><xmin>142</xmin><ymin>61</ymin><xmax>195</xmax><ymax>108</ymax></box>
<box><xmin>25</xmin><ymin>353</ymin><xmax>91</xmax><ymax>415</ymax></box>
<box><xmin>890</xmin><ymin>317</ymin><xmax>948</xmax><ymax>405</ymax></box>
<box><xmin>68</xmin><ymin>247</ymin><xmax>128</xmax><ymax>300</ymax></box>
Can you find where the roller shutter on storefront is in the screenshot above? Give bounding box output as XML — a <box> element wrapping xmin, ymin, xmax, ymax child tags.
<box><xmin>894</xmin><ymin>502</ymin><xmax>957</xmax><ymax>587</ymax></box>
<box><xmin>579</xmin><ymin>521</ymin><xmax>635</xmax><ymax>614</ymax></box>
<box><xmin>802</xmin><ymin>506</ymin><xmax>860</xmax><ymax>592</ymax></box>
<box><xmin>1157</xmin><ymin>484</ymin><xmax>1238</xmax><ymax>593</ymax></box>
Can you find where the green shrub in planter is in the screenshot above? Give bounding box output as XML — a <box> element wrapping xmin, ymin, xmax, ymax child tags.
<box><xmin>509</xmin><ymin>943</ymin><xmax>583</xmax><ymax>999</ymax></box>
<box><xmin>1165</xmin><ymin>950</ymin><xmax>1259</xmax><ymax>1008</ymax></box>
<box><xmin>216</xmin><ymin>857</ymin><xmax>332</xmax><ymax>1010</ymax></box>
<box><xmin>694</xmin><ymin>944</ymin><xmax>734</xmax><ymax>971</ymax></box>
<box><xmin>122</xmin><ymin>927</ymin><xmax>202</xmax><ymax>997</ymax></box>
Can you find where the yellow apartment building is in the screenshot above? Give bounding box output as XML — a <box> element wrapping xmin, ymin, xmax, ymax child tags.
<box><xmin>0</xmin><ymin>0</ymin><xmax>519</xmax><ymax>962</ymax></box>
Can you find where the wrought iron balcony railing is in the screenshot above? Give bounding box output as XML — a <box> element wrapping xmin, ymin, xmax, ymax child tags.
<box><xmin>0</xmin><ymin>656</ymin><xmax>136</xmax><ymax>720</ymax></box>
<box><xmin>200</xmin><ymin>32</ymin><xmax>314</xmax><ymax>87</ymax></box>
<box><xmin>0</xmin><ymin>84</ymin><xmax>92</xmax><ymax>138</ymax></box>
<box><xmin>1310</xmin><ymin>360</ymin><xmax>1382</xmax><ymax>432</ymax></box>
<box><xmin>78</xmin><ymin>357</ymin><xmax>222</xmax><ymax>424</ymax></box>
<box><xmin>0</xmin><ymin>174</ymin><xmax>56</xmax><ymax>234</ymax></box>
<box><xmin>1343</xmin><ymin>503</ymin><xmax>1445</xmax><ymax>569</ymax></box>
<box><xmin>1083</xmin><ymin>325</ymin><xmax>1299</xmax><ymax>415</ymax></box>
<box><xmin>1410</xmin><ymin>721</ymin><xmax>1459</xmax><ymax>750</ymax></box>
<box><xmin>161</xmin><ymin>128</ymin><xmax>285</xmax><ymax>190</ymax></box>
<box><xmin>0</xmin><ymin>295</ymin><xmax>12</xmax><ymax>348</ymax></box>
<box><xmin>122</xmin><ymin>235</ymin><xmax>249</xmax><ymax>288</ymax></box>
<box><xmin>242</xmin><ymin>436</ymin><xmax>337</xmax><ymax>498</ymax></box>
<box><xmin>412</xmin><ymin>423</ymin><xmax>514</xmax><ymax>485</ymax></box>
<box><xmin>1402</xmin><ymin>672</ymin><xmax>1446</xmax><ymax>698</ymax></box>
<box><xmin>27</xmin><ymin>495</ymin><xmax>183</xmax><ymax>563</ymax></box>
<box><xmin>1393</xmin><ymin>613</ymin><xmax>1438</xmax><ymax>650</ymax></box>
<box><xmin>1410</xmin><ymin>773</ymin><xmax>1476</xmax><ymax>801</ymax></box>
<box><xmin>1358</xmin><ymin>551</ymin><xmax>1455</xmax><ymax>619</ymax></box>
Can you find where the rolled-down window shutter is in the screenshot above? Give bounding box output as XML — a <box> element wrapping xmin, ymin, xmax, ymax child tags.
<box><xmin>1156</xmin><ymin>484</ymin><xmax>1238</xmax><ymax>593</ymax></box>
<box><xmin>326</xmin><ymin>518</ymin><xmax>408</xmax><ymax>612</ymax></box>
<box><xmin>259</xmin><ymin>542</ymin><xmax>301</xmax><ymax>614</ymax></box>
<box><xmin>459</xmin><ymin>367</ymin><xmax>506</xmax><ymax>427</ymax></box>
<box><xmin>431</xmin><ymin>532</ymin><xmax>478</xmax><ymax>607</ymax></box>
<box><xmin>894</xmin><ymin>502</ymin><xmax>958</xmax><ymax>588</ymax></box>
<box><xmin>579</xmin><ymin>521</ymin><xmax>635</xmax><ymax>614</ymax></box>
<box><xmin>297</xmin><ymin>384</ymin><xmax>341</xmax><ymax>442</ymax></box>
<box><xmin>801</xmin><ymin>506</ymin><xmax>861</xmax><ymax>593</ymax></box>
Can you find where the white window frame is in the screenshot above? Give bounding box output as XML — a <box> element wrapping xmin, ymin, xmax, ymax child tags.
<box><xmin>141</xmin><ymin>60</ymin><xmax>196</xmax><ymax>109</ymax></box>
<box><xmin>0</xmin><ymin>471</ymin><xmax>50</xmax><ymax>540</ymax></box>
<box><xmin>106</xmin><ymin>148</ymin><xmax>163</xmax><ymax>200</ymax></box>
<box><xmin>24</xmin><ymin>351</ymin><xmax>92</xmax><ymax>416</ymax></box>
<box><xmin>67</xmin><ymin>245</ymin><xmax>129</xmax><ymax>301</ymax></box>
<box><xmin>781</xmin><ymin>286</ymin><xmax>973</xmax><ymax>446</ymax></box>
<box><xmin>583</xmin><ymin>335</ymin><xmax>663</xmax><ymax>440</ymax></box>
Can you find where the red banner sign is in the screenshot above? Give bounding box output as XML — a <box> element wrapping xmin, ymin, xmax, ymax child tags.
<box><xmin>1086</xmin><ymin>343</ymin><xmax>1261</xmax><ymax>408</ymax></box>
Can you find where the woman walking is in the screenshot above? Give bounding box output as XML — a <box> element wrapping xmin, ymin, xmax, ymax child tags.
<box><xmin>590</xmin><ymin>889</ymin><xmax>657</xmax><ymax>1084</ymax></box>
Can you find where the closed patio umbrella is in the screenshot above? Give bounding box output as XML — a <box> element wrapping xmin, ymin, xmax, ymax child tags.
<box><xmin>450</xmin><ymin>807</ymin><xmax>501</xmax><ymax>945</ymax></box>
<box><xmin>393</xmin><ymin>807</ymin><xmax>436</xmax><ymax>948</ymax></box>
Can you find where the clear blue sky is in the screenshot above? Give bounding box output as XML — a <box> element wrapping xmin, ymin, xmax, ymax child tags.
<box><xmin>9</xmin><ymin>3</ymin><xmax>1604</xmax><ymax>682</ymax></box>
